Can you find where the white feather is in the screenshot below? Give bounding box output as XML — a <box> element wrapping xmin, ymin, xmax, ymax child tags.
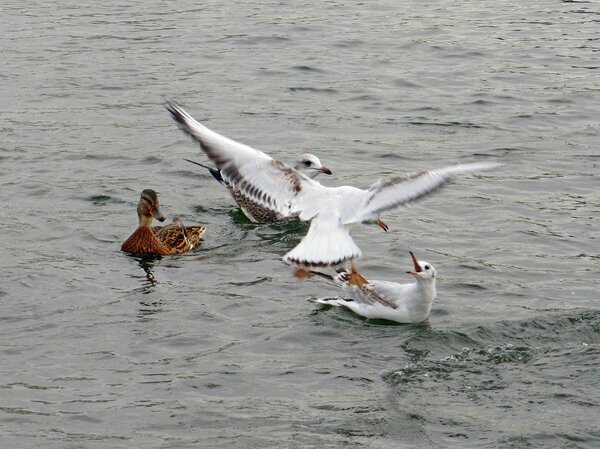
<box><xmin>283</xmin><ymin>209</ymin><xmax>362</xmax><ymax>266</ymax></box>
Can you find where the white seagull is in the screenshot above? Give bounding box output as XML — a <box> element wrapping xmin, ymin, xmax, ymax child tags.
<box><xmin>165</xmin><ymin>100</ymin><xmax>497</xmax><ymax>282</ymax></box>
<box><xmin>183</xmin><ymin>153</ymin><xmax>332</xmax><ymax>223</ymax></box>
<box><xmin>308</xmin><ymin>252</ymin><xmax>436</xmax><ymax>324</ymax></box>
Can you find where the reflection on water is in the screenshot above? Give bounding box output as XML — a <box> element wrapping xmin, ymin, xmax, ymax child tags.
<box><xmin>125</xmin><ymin>255</ymin><xmax>165</xmax><ymax>317</ymax></box>
<box><xmin>128</xmin><ymin>254</ymin><xmax>160</xmax><ymax>294</ymax></box>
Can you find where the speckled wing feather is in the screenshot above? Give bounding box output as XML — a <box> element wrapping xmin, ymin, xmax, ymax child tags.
<box><xmin>335</xmin><ymin>270</ymin><xmax>398</xmax><ymax>309</ymax></box>
<box><xmin>166</xmin><ymin>100</ymin><xmax>322</xmax><ymax>220</ymax></box>
<box><xmin>347</xmin><ymin>162</ymin><xmax>499</xmax><ymax>225</ymax></box>
<box><xmin>154</xmin><ymin>223</ymin><xmax>206</xmax><ymax>254</ymax></box>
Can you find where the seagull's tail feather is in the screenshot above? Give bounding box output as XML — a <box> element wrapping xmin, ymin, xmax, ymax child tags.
<box><xmin>307</xmin><ymin>296</ymin><xmax>351</xmax><ymax>307</ymax></box>
<box><xmin>184</xmin><ymin>158</ymin><xmax>226</xmax><ymax>185</ymax></box>
<box><xmin>283</xmin><ymin>214</ymin><xmax>362</xmax><ymax>267</ymax></box>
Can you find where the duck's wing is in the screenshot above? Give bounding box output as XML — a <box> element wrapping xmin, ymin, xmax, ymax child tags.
<box><xmin>180</xmin><ymin>225</ymin><xmax>207</xmax><ymax>250</ymax></box>
<box><xmin>166</xmin><ymin>100</ymin><xmax>324</xmax><ymax>220</ymax></box>
<box><xmin>155</xmin><ymin>220</ymin><xmax>206</xmax><ymax>254</ymax></box>
<box><xmin>345</xmin><ymin>162</ymin><xmax>499</xmax><ymax>225</ymax></box>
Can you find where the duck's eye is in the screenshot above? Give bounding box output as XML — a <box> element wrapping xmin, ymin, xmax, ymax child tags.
<box><xmin>424</xmin><ymin>265</ymin><xmax>430</xmax><ymax>270</ymax></box>
<box><xmin>304</xmin><ymin>160</ymin><xmax>311</xmax><ymax>167</ymax></box>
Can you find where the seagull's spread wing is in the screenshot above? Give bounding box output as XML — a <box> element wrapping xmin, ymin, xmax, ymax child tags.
<box><xmin>346</xmin><ymin>162</ymin><xmax>499</xmax><ymax>225</ymax></box>
<box><xmin>285</xmin><ymin>162</ymin><xmax>498</xmax><ymax>266</ymax></box>
<box><xmin>166</xmin><ymin>100</ymin><xmax>323</xmax><ymax>219</ymax></box>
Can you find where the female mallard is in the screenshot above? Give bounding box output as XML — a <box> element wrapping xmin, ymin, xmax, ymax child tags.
<box><xmin>121</xmin><ymin>189</ymin><xmax>206</xmax><ymax>256</ymax></box>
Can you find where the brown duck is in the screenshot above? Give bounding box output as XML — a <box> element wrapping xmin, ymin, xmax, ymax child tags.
<box><xmin>121</xmin><ymin>189</ymin><xmax>206</xmax><ymax>256</ymax></box>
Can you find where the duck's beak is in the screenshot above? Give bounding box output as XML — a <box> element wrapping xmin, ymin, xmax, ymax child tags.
<box><xmin>153</xmin><ymin>207</ymin><xmax>166</xmax><ymax>222</ymax></box>
<box><xmin>406</xmin><ymin>251</ymin><xmax>423</xmax><ymax>275</ymax></box>
<box><xmin>319</xmin><ymin>166</ymin><xmax>332</xmax><ymax>175</ymax></box>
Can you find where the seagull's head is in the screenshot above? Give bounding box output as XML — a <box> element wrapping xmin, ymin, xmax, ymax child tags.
<box><xmin>295</xmin><ymin>153</ymin><xmax>332</xmax><ymax>179</ymax></box>
<box><xmin>406</xmin><ymin>251</ymin><xmax>436</xmax><ymax>282</ymax></box>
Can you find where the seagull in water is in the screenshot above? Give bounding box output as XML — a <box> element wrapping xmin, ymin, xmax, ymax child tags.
<box><xmin>308</xmin><ymin>252</ymin><xmax>436</xmax><ymax>324</ymax></box>
<box><xmin>165</xmin><ymin>100</ymin><xmax>497</xmax><ymax>283</ymax></box>
<box><xmin>183</xmin><ymin>153</ymin><xmax>333</xmax><ymax>223</ymax></box>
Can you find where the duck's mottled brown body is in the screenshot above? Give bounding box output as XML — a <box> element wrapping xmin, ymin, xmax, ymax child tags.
<box><xmin>153</xmin><ymin>218</ymin><xmax>206</xmax><ymax>254</ymax></box>
<box><xmin>121</xmin><ymin>189</ymin><xmax>206</xmax><ymax>256</ymax></box>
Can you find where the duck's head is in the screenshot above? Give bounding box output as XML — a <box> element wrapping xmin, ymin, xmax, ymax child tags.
<box><xmin>294</xmin><ymin>153</ymin><xmax>332</xmax><ymax>179</ymax></box>
<box><xmin>406</xmin><ymin>251</ymin><xmax>436</xmax><ymax>282</ymax></box>
<box><xmin>137</xmin><ymin>189</ymin><xmax>165</xmax><ymax>225</ymax></box>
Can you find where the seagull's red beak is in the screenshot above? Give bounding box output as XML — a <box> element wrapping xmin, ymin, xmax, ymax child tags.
<box><xmin>407</xmin><ymin>251</ymin><xmax>423</xmax><ymax>275</ymax></box>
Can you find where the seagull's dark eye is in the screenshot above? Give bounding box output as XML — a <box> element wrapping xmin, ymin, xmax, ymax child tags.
<box><xmin>304</xmin><ymin>160</ymin><xmax>311</xmax><ymax>167</ymax></box>
<box><xmin>424</xmin><ymin>265</ymin><xmax>430</xmax><ymax>270</ymax></box>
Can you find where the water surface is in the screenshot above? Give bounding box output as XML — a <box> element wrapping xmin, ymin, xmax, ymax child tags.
<box><xmin>1</xmin><ymin>1</ymin><xmax>599</xmax><ymax>448</ymax></box>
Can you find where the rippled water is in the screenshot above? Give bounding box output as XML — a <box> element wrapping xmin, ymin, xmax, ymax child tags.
<box><xmin>1</xmin><ymin>1</ymin><xmax>599</xmax><ymax>447</ymax></box>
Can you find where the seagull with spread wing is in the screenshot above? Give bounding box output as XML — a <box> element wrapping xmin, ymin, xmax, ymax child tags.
<box><xmin>165</xmin><ymin>100</ymin><xmax>497</xmax><ymax>284</ymax></box>
<box><xmin>183</xmin><ymin>152</ymin><xmax>332</xmax><ymax>223</ymax></box>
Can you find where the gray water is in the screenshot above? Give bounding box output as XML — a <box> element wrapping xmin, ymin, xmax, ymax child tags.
<box><xmin>1</xmin><ymin>1</ymin><xmax>599</xmax><ymax>447</ymax></box>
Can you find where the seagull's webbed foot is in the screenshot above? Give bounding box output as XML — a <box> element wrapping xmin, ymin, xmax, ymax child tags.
<box><xmin>347</xmin><ymin>261</ymin><xmax>368</xmax><ymax>287</ymax></box>
<box><xmin>294</xmin><ymin>267</ymin><xmax>312</xmax><ymax>280</ymax></box>
<box><xmin>378</xmin><ymin>219</ymin><xmax>389</xmax><ymax>232</ymax></box>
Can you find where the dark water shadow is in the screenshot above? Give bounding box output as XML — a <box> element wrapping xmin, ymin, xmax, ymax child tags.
<box><xmin>126</xmin><ymin>254</ymin><xmax>161</xmax><ymax>291</ymax></box>
<box><xmin>227</xmin><ymin>207</ymin><xmax>255</xmax><ymax>225</ymax></box>
<box><xmin>121</xmin><ymin>254</ymin><xmax>165</xmax><ymax>319</ymax></box>
<box><xmin>227</xmin><ymin>208</ymin><xmax>309</xmax><ymax>233</ymax></box>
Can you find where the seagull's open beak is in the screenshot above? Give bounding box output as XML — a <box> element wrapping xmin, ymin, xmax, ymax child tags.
<box><xmin>319</xmin><ymin>166</ymin><xmax>332</xmax><ymax>175</ymax></box>
<box><xmin>153</xmin><ymin>206</ymin><xmax>166</xmax><ymax>222</ymax></box>
<box><xmin>406</xmin><ymin>251</ymin><xmax>423</xmax><ymax>275</ymax></box>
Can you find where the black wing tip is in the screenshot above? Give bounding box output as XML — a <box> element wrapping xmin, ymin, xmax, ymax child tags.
<box><xmin>183</xmin><ymin>159</ymin><xmax>225</xmax><ymax>184</ymax></box>
<box><xmin>164</xmin><ymin>99</ymin><xmax>187</xmax><ymax>125</ymax></box>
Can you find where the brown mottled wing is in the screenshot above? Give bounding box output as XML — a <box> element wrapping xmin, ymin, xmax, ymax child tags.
<box><xmin>166</xmin><ymin>100</ymin><xmax>322</xmax><ymax>220</ymax></box>
<box><xmin>182</xmin><ymin>226</ymin><xmax>206</xmax><ymax>250</ymax></box>
<box><xmin>231</xmin><ymin>188</ymin><xmax>282</xmax><ymax>222</ymax></box>
<box><xmin>154</xmin><ymin>225</ymin><xmax>206</xmax><ymax>254</ymax></box>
